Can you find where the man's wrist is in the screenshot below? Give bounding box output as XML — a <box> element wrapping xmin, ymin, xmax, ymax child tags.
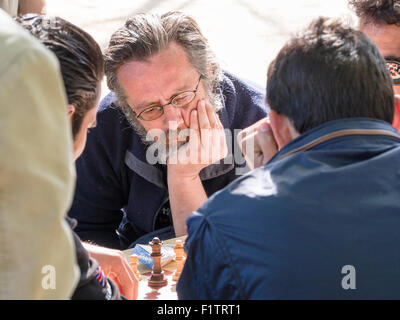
<box><xmin>167</xmin><ymin>164</ymin><xmax>202</xmax><ymax>181</ymax></box>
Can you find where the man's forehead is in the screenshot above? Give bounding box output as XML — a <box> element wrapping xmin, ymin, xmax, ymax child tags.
<box><xmin>117</xmin><ymin>59</ymin><xmax>151</xmax><ymax>82</ymax></box>
<box><xmin>115</xmin><ymin>43</ymin><xmax>198</xmax><ymax>108</ymax></box>
<box><xmin>118</xmin><ymin>64</ymin><xmax>197</xmax><ymax>109</ymax></box>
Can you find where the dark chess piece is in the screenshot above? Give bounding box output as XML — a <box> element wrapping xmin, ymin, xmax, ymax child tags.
<box><xmin>148</xmin><ymin>237</ymin><xmax>168</xmax><ymax>289</ymax></box>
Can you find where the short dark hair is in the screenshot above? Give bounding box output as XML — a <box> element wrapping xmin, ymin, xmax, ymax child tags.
<box><xmin>349</xmin><ymin>0</ymin><xmax>400</xmax><ymax>26</ymax></box>
<box><xmin>266</xmin><ymin>17</ymin><xmax>394</xmax><ymax>134</ymax></box>
<box><xmin>16</xmin><ymin>15</ymin><xmax>104</xmax><ymax>138</ymax></box>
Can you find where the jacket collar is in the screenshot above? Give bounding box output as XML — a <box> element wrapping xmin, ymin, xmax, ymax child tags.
<box><xmin>271</xmin><ymin>118</ymin><xmax>400</xmax><ymax>163</ymax></box>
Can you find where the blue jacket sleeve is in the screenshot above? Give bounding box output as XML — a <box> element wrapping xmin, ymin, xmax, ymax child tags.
<box><xmin>177</xmin><ymin>211</ymin><xmax>243</xmax><ymax>300</ymax></box>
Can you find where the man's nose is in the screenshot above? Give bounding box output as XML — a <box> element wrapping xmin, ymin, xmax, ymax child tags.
<box><xmin>163</xmin><ymin>104</ymin><xmax>186</xmax><ymax>129</ymax></box>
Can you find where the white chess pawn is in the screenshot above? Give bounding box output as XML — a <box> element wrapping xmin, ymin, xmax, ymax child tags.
<box><xmin>129</xmin><ymin>254</ymin><xmax>142</xmax><ymax>281</ymax></box>
<box><xmin>173</xmin><ymin>240</ymin><xmax>185</xmax><ymax>281</ymax></box>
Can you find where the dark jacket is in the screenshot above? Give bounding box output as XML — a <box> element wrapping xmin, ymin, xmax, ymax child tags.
<box><xmin>68</xmin><ymin>71</ymin><xmax>268</xmax><ymax>249</ymax></box>
<box><xmin>67</xmin><ymin>217</ymin><xmax>122</xmax><ymax>300</ymax></box>
<box><xmin>177</xmin><ymin>118</ymin><xmax>400</xmax><ymax>299</ymax></box>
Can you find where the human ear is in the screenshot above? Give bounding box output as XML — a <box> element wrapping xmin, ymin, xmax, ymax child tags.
<box><xmin>269</xmin><ymin>110</ymin><xmax>299</xmax><ymax>149</ymax></box>
<box><xmin>68</xmin><ymin>104</ymin><xmax>75</xmax><ymax>118</ymax></box>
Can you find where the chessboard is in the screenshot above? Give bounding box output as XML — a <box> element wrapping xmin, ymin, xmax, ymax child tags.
<box><xmin>123</xmin><ymin>236</ymin><xmax>187</xmax><ymax>300</ymax></box>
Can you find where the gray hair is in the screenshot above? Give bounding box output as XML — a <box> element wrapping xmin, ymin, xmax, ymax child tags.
<box><xmin>104</xmin><ymin>11</ymin><xmax>223</xmax><ymax>138</ymax></box>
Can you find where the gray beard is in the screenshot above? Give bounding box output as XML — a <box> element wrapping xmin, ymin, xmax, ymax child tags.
<box><xmin>126</xmin><ymin>118</ymin><xmax>189</xmax><ymax>164</ymax></box>
<box><xmin>121</xmin><ymin>89</ymin><xmax>223</xmax><ymax>164</ymax></box>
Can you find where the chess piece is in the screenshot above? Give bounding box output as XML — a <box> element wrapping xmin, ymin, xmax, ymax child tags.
<box><xmin>148</xmin><ymin>237</ymin><xmax>168</xmax><ymax>288</ymax></box>
<box><xmin>172</xmin><ymin>240</ymin><xmax>186</xmax><ymax>281</ymax></box>
<box><xmin>129</xmin><ymin>254</ymin><xmax>142</xmax><ymax>281</ymax></box>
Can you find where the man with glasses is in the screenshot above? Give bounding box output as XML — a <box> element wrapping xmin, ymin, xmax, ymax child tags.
<box><xmin>68</xmin><ymin>11</ymin><xmax>268</xmax><ymax>249</ymax></box>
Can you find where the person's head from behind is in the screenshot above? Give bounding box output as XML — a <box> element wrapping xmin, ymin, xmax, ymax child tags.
<box><xmin>16</xmin><ymin>15</ymin><xmax>104</xmax><ymax>160</ymax></box>
<box><xmin>349</xmin><ymin>0</ymin><xmax>400</xmax><ymax>95</ymax></box>
<box><xmin>266</xmin><ymin>17</ymin><xmax>394</xmax><ymax>149</ymax></box>
<box><xmin>103</xmin><ymin>11</ymin><xmax>222</xmax><ymax>148</ymax></box>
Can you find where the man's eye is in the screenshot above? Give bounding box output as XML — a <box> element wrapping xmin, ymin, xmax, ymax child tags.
<box><xmin>173</xmin><ymin>93</ymin><xmax>192</xmax><ymax>105</ymax></box>
<box><xmin>143</xmin><ymin>107</ymin><xmax>162</xmax><ymax>116</ymax></box>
